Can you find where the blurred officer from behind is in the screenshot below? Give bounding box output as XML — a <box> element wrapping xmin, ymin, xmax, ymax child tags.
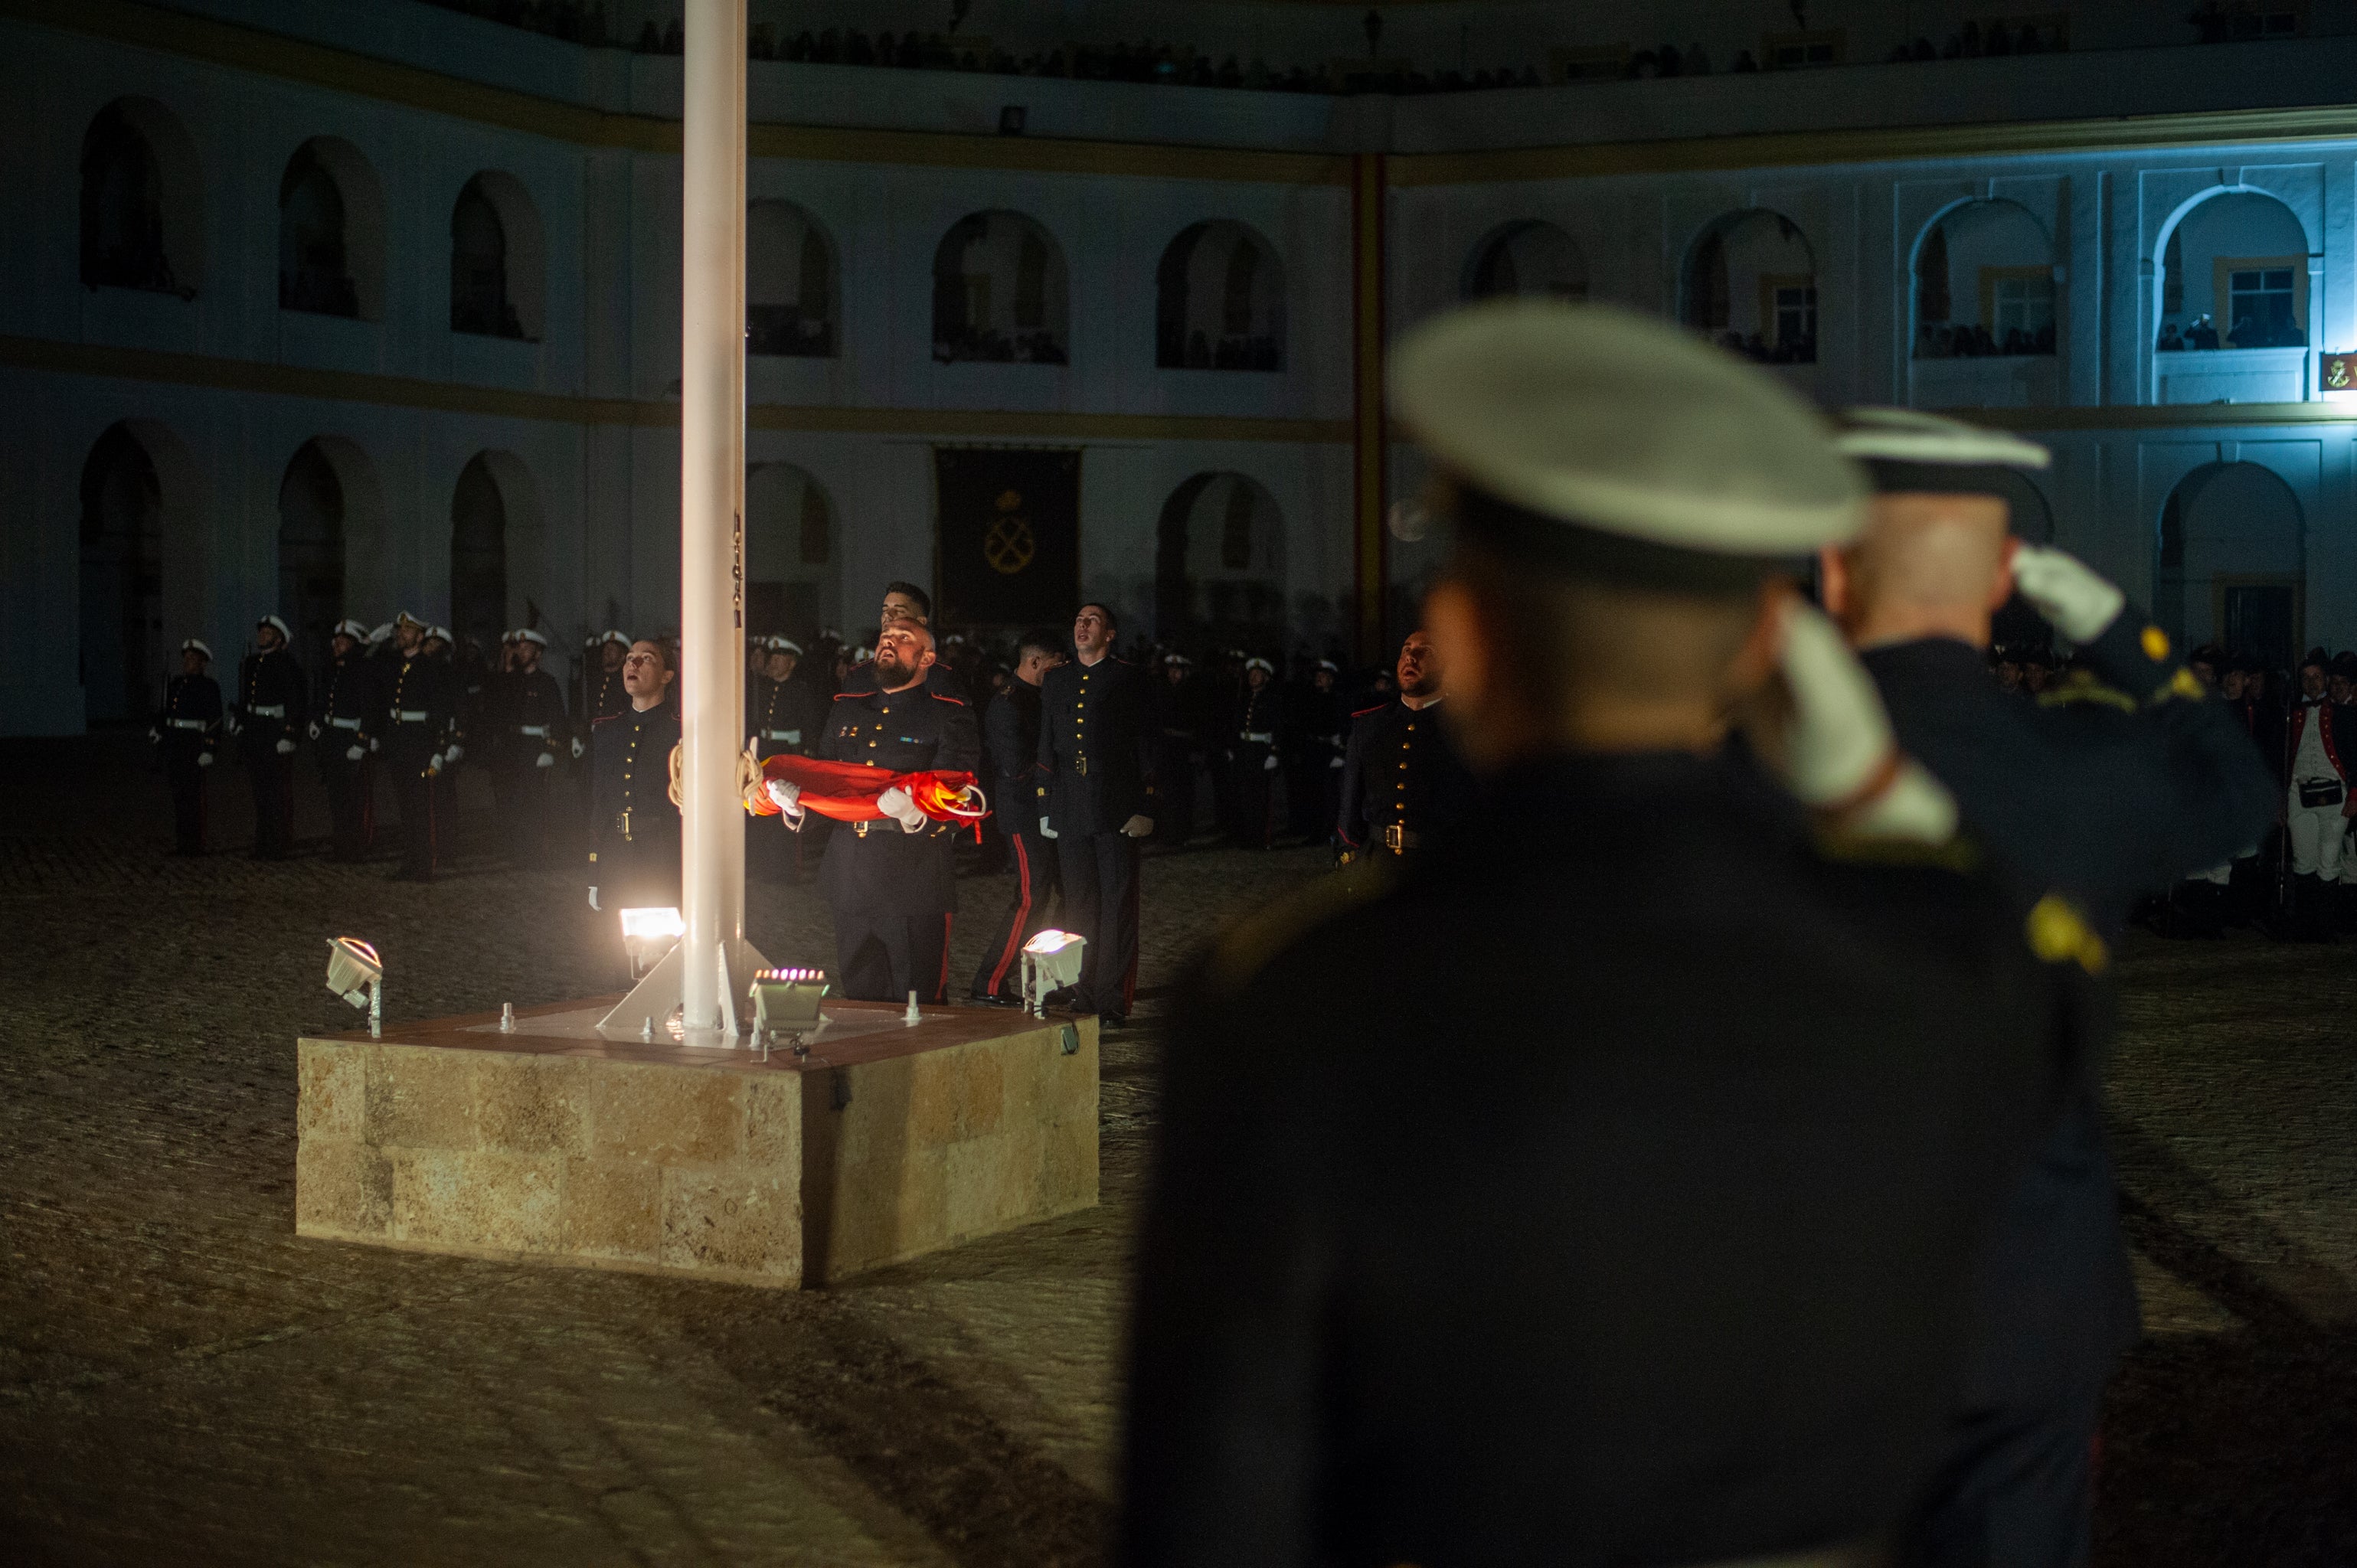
<box><xmin>1336</xmin><ymin>628</ymin><xmax>1475</xmax><ymax>863</ymax></box>
<box><xmin>312</xmin><ymin>618</ymin><xmax>378</xmax><ymax>861</ymax></box>
<box><xmin>1821</xmin><ymin>409</ymin><xmax>2277</xmax><ymax>1568</ymax></box>
<box><xmin>969</xmin><ymin>629</ymin><xmax>1064</xmax><ymax>1004</ymax></box>
<box><xmin>587</xmin><ymin>639</ymin><xmax>682</xmax><ymax>914</ymax></box>
<box><xmin>1123</xmin><ymin>302</ymin><xmax>2092</xmax><ymax>1568</ymax></box>
<box><xmin>152</xmin><ymin>639</ymin><xmax>222</xmax><ymax>855</ymax></box>
<box><xmin>1037</xmin><ymin>603</ymin><xmax>1156</xmax><ymax>1024</ymax></box>
<box><xmin>494</xmin><ymin>629</ymin><xmax>568</xmax><ymax>868</ymax></box>
<box><xmin>232</xmin><ymin>614</ymin><xmax>307</xmax><ymax>859</ymax></box>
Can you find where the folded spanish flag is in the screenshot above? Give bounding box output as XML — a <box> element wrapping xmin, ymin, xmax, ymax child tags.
<box><xmin>744</xmin><ymin>753</ymin><xmax>986</xmax><ymax>824</ymax></box>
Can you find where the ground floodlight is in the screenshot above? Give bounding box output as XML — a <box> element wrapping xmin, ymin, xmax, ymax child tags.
<box><xmin>325</xmin><ymin>936</ymin><xmax>384</xmax><ymax>1037</ymax></box>
<box><xmin>748</xmin><ymin>967</ymin><xmax>829</xmax><ymax>1046</ymax></box>
<box><xmin>1021</xmin><ymin>929</ymin><xmax>1087</xmax><ymax>1018</ymax></box>
<box><xmin>619</xmin><ymin>906</ymin><xmax>685</xmax><ymax>979</ymax></box>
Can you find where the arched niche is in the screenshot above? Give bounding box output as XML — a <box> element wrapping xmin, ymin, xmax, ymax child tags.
<box><xmin>450</xmin><ymin>171</ymin><xmax>544</xmax><ymax>341</ymax></box>
<box><xmin>277</xmin><ymin>440</ymin><xmax>349</xmax><ymax>671</ymax></box>
<box><xmin>2156</xmin><ymin>461</ymin><xmax>2305</xmax><ymax>663</ymax></box>
<box><xmin>80</xmin><ymin>98</ymin><xmax>202</xmax><ymax>299</ymax></box>
<box><xmin>1683</xmin><ymin>209</ymin><xmax>1816</xmax><ymax>364</ymax></box>
<box><xmin>932</xmin><ymin>211</ymin><xmax>1069</xmax><ymax>365</ymax></box>
<box><xmin>1462</xmin><ymin>220</ymin><xmax>1587</xmax><ymax>302</ymax></box>
<box><xmin>79</xmin><ymin>424</ymin><xmax>165</xmax><ymax>727</ymax></box>
<box><xmin>1155</xmin><ymin>220</ymin><xmax>1285</xmax><ymax>371</ymax></box>
<box><xmin>449</xmin><ymin>452</ymin><xmax>546</xmax><ymax>655</ymax></box>
<box><xmin>1155</xmin><ymin>472</ymin><xmax>1286</xmax><ymax>647</ymax></box>
<box><xmin>1914</xmin><ymin>200</ymin><xmax>2055</xmax><ymax>358</ymax></box>
<box><xmin>747</xmin><ymin>200</ymin><xmax>837</xmax><ymax>358</ymax></box>
<box><xmin>744</xmin><ymin>462</ymin><xmax>840</xmax><ymax>639</ymax></box>
<box><xmin>2156</xmin><ymin>191</ymin><xmax>2311</xmax><ymax>351</ymax></box>
<box><xmin>279</xmin><ymin>136</ymin><xmax>386</xmax><ymax>321</ymax></box>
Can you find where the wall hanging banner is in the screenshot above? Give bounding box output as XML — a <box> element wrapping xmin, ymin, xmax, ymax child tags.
<box><xmin>933</xmin><ymin>447</ymin><xmax>1080</xmax><ymax>627</ymax></box>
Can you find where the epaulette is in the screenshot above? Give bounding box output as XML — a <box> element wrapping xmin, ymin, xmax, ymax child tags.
<box><xmin>2025</xmin><ymin>892</ymin><xmax>2108</xmax><ymax>975</ymax></box>
<box><xmin>1810</xmin><ymin>823</ymin><xmax>1984</xmax><ymax>877</ymax></box>
<box><xmin>1204</xmin><ymin>858</ymin><xmax>1394</xmax><ymax>997</ymax></box>
<box><xmin>2036</xmin><ymin>672</ymin><xmax>2136</xmax><ymax>714</ymax></box>
<box><xmin>1350</xmin><ymin>702</ymin><xmax>1389</xmax><ymax>718</ymax></box>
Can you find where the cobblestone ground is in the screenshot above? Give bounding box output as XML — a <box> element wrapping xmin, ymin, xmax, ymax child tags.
<box><xmin>3</xmin><ymin>737</ymin><xmax>2353</xmax><ymax>1565</ymax></box>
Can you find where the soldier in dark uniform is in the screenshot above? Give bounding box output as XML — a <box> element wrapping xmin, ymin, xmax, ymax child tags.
<box><xmin>1147</xmin><ymin>654</ymin><xmax>1203</xmax><ymax>849</ymax></box>
<box><xmin>1284</xmin><ymin>658</ymin><xmax>1346</xmax><ymax>839</ymax></box>
<box><xmin>1821</xmin><ymin>408</ymin><xmax>2278</xmax><ymax>1568</ymax></box>
<box><xmin>310</xmin><ymin>618</ymin><xmax>378</xmax><ymax>861</ymax></box>
<box><xmin>779</xmin><ymin>619</ymin><xmax>979</xmax><ymax>1003</ymax></box>
<box><xmin>587</xmin><ymin>639</ymin><xmax>682</xmax><ymax>914</ymax></box>
<box><xmin>151</xmin><ymin>639</ymin><xmax>221</xmax><ymax>855</ymax></box>
<box><xmin>380</xmin><ymin>613</ymin><xmax>455</xmax><ymax>882</ymax></box>
<box><xmin>969</xmin><ymin>629</ymin><xmax>1064</xmax><ymax>1003</ymax></box>
<box><xmin>418</xmin><ymin>625</ymin><xmax>469</xmax><ymax>861</ymax></box>
<box><xmin>1335</xmin><ymin>628</ymin><xmax>1475</xmax><ymax>861</ymax></box>
<box><xmin>1037</xmin><ymin>603</ymin><xmax>1156</xmax><ymax>1024</ymax></box>
<box><xmin>231</xmin><ymin>614</ymin><xmax>307</xmax><ymax>859</ymax></box>
<box><xmin>836</xmin><ymin>581</ymin><xmax>967</xmax><ymax>701</ymax></box>
<box><xmin>1123</xmin><ymin>302</ymin><xmax>2094</xmax><ymax>1568</ymax></box>
<box><xmin>490</xmin><ymin>629</ymin><xmax>568</xmax><ymax>868</ymax></box>
<box><xmin>1225</xmin><ymin>657</ymin><xmax>1285</xmax><ymax>848</ymax></box>
<box><xmin>745</xmin><ymin>635</ymin><xmax>819</xmax><ymax>883</ymax></box>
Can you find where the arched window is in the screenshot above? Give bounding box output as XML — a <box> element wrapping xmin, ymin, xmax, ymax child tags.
<box><xmin>1155</xmin><ymin>472</ymin><xmax>1286</xmax><ymax>645</ymax></box>
<box><xmin>747</xmin><ymin>200</ymin><xmax>837</xmax><ymax>357</ymax></box>
<box><xmin>2154</xmin><ymin>462</ymin><xmax>2305</xmax><ymax>662</ymax></box>
<box><xmin>79</xmin><ymin>424</ymin><xmax>165</xmax><ymax>727</ymax></box>
<box><xmin>450</xmin><ymin>455</ymin><xmax>509</xmax><ymax>657</ymax></box>
<box><xmin>932</xmin><ymin>211</ymin><xmax>1069</xmax><ymax>364</ymax></box>
<box><xmin>1682</xmin><ymin>210</ymin><xmax>1816</xmax><ymax>364</ymax></box>
<box><xmin>279</xmin><ymin>138</ymin><xmax>385</xmax><ymax>321</ymax></box>
<box><xmin>450</xmin><ymin>178</ymin><xmax>521</xmax><ymax>339</ymax></box>
<box><xmin>278</xmin><ymin>441</ymin><xmax>348</xmax><ymax>671</ymax></box>
<box><xmin>2157</xmin><ymin>191</ymin><xmax>2310</xmax><ymax>352</ymax></box>
<box><xmin>1914</xmin><ymin>201</ymin><xmax>2055</xmax><ymax>358</ymax></box>
<box><xmin>80</xmin><ymin>100</ymin><xmax>201</xmax><ymax>299</ymax></box>
<box><xmin>1462</xmin><ymin>220</ymin><xmax>1587</xmax><ymax>302</ymax></box>
<box><xmin>1156</xmin><ymin>220</ymin><xmax>1285</xmax><ymax>371</ymax></box>
<box><xmin>746</xmin><ymin>463</ymin><xmax>839</xmax><ymax>639</ymax></box>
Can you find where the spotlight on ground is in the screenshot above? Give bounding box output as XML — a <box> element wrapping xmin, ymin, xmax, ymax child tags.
<box><xmin>619</xmin><ymin>906</ymin><xmax>685</xmax><ymax>979</ymax></box>
<box><xmin>325</xmin><ymin>936</ymin><xmax>384</xmax><ymax>1037</ymax></box>
<box><xmin>1021</xmin><ymin>929</ymin><xmax>1086</xmax><ymax>1018</ymax></box>
<box><xmin>748</xmin><ymin>967</ymin><xmax>829</xmax><ymax>1050</ymax></box>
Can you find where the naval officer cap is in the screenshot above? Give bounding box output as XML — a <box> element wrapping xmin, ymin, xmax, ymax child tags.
<box><xmin>1832</xmin><ymin>408</ymin><xmax>2049</xmax><ymax>499</ymax></box>
<box><xmin>1389</xmin><ymin>301</ymin><xmax>1865</xmax><ymax>583</ymax></box>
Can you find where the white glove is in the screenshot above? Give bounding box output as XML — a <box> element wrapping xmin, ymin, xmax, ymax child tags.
<box><xmin>877</xmin><ymin>786</ymin><xmax>927</xmax><ymax>832</ymax></box>
<box><xmin>196</xmin><ymin>751</ymin><xmax>214</xmax><ymax>769</ymax></box>
<box><xmin>1329</xmin><ymin>755</ymin><xmax>1345</xmax><ymax>769</ymax></box>
<box><xmin>221</xmin><ymin>714</ymin><xmax>240</xmax><ymax>737</ymax></box>
<box><xmin>1776</xmin><ymin>600</ymin><xmax>1957</xmax><ymax>844</ymax></box>
<box><xmin>307</xmin><ymin>720</ymin><xmax>322</xmax><ymax>740</ymax></box>
<box><xmin>1038</xmin><ymin>815</ymin><xmax>1059</xmax><ymax>839</ymax></box>
<box><xmin>369</xmin><ymin>737</ymin><xmax>381</xmax><ymax>753</ymax></box>
<box><xmin>147</xmin><ymin>727</ymin><xmax>161</xmax><ymax>743</ymax></box>
<box><xmin>429</xmin><ymin>752</ymin><xmax>445</xmax><ymax>774</ymax></box>
<box><xmin>1263</xmin><ymin>754</ymin><xmax>1280</xmax><ymax>772</ymax></box>
<box><xmin>535</xmin><ymin>750</ymin><xmax>555</xmax><ymax>769</ymax></box>
<box><xmin>443</xmin><ymin>743</ymin><xmax>463</xmax><ymax>764</ymax></box>
<box><xmin>1120</xmin><ymin>814</ymin><xmax>1153</xmax><ymax>838</ymax></box>
<box><xmin>345</xmin><ymin>744</ymin><xmax>365</xmax><ymax>762</ymax></box>
<box><xmin>765</xmin><ymin>777</ymin><xmax>806</xmax><ymax>823</ymax></box>
<box><xmin>587</xmin><ymin>887</ymin><xmax>600</xmax><ymax>911</ymax></box>
<box><xmin>570</xmin><ymin>736</ymin><xmax>585</xmax><ymax>760</ymax></box>
<box><xmin>274</xmin><ymin>737</ymin><xmax>296</xmax><ymax>755</ymax></box>
<box><xmin>2012</xmin><ymin>544</ymin><xmax>2125</xmax><ymax>643</ymax></box>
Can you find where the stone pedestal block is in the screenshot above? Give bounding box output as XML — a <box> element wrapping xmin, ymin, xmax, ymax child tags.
<box><xmin>296</xmin><ymin>1000</ymin><xmax>1098</xmax><ymax>1287</ymax></box>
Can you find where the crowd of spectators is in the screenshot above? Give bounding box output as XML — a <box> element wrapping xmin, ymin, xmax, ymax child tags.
<box><xmin>1715</xmin><ymin>330</ymin><xmax>1817</xmax><ymax>366</ymax></box>
<box><xmin>2155</xmin><ymin>315</ymin><xmax>2307</xmax><ymax>351</ymax></box>
<box><xmin>1917</xmin><ymin>320</ymin><xmax>2060</xmax><ymax>358</ymax></box>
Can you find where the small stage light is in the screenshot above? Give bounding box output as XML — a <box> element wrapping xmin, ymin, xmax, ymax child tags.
<box><xmin>325</xmin><ymin>936</ymin><xmax>384</xmax><ymax>1037</ymax></box>
<box><xmin>619</xmin><ymin>906</ymin><xmax>685</xmax><ymax>980</ymax></box>
<box><xmin>747</xmin><ymin>967</ymin><xmax>829</xmax><ymax>1051</ymax></box>
<box><xmin>1020</xmin><ymin>929</ymin><xmax>1086</xmax><ymax>1018</ymax></box>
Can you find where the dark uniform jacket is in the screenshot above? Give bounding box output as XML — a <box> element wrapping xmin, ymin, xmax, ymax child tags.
<box><xmin>588</xmin><ymin>702</ymin><xmax>681</xmax><ymax>900</ymax></box>
<box><xmin>1123</xmin><ymin>750</ymin><xmax>2089</xmax><ymax>1568</ymax></box>
<box><xmin>497</xmin><ymin>668</ymin><xmax>570</xmax><ymax>769</ymax></box>
<box><xmin>583</xmin><ymin>662</ymin><xmax>631</xmax><ymax>728</ymax></box>
<box><xmin>1862</xmin><ymin>614</ymin><xmax>2277</xmax><ymax>1408</ymax></box>
<box><xmin>313</xmin><ymin>651</ymin><xmax>377</xmax><ymax>753</ymax></box>
<box><xmin>1038</xmin><ymin>655</ymin><xmax>1156</xmax><ymax>835</ymax></box>
<box><xmin>1336</xmin><ymin>696</ymin><xmax>1476</xmax><ymax>853</ymax></box>
<box><xmin>748</xmin><ymin>675</ymin><xmax>819</xmax><ymax>758</ymax></box>
<box><xmin>380</xmin><ymin>652</ymin><xmax>456</xmax><ymax>769</ymax></box>
<box><xmin>983</xmin><ymin>679</ymin><xmax>1048</xmax><ymax>808</ymax></box>
<box><xmin>156</xmin><ymin>672</ymin><xmax>222</xmax><ymax>754</ymax></box>
<box><xmin>1227</xmin><ymin>684</ymin><xmax>1286</xmax><ymax>759</ymax></box>
<box><xmin>234</xmin><ymin>646</ymin><xmax>307</xmax><ymax>755</ymax></box>
<box><xmin>817</xmin><ymin>681</ymin><xmax>980</xmax><ymax>917</ymax></box>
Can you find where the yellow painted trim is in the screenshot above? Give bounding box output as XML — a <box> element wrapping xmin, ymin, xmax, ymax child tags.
<box><xmin>1</xmin><ymin>0</ymin><xmax>1349</xmax><ymax>185</ymax></box>
<box><xmin>1390</xmin><ymin>103</ymin><xmax>2357</xmax><ymax>187</ymax></box>
<box><xmin>0</xmin><ymin>335</ymin><xmax>1352</xmax><ymax>443</ymax></box>
<box><xmin>1932</xmin><ymin>400</ymin><xmax>2357</xmax><ymax>430</ymax></box>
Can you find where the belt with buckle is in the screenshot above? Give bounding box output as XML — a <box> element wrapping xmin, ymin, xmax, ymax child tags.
<box><xmin>329</xmin><ymin>716</ymin><xmax>363</xmax><ymax>730</ymax></box>
<box><xmin>1382</xmin><ymin>824</ymin><xmax>1419</xmax><ymax>853</ymax></box>
<box><xmin>394</xmin><ymin>710</ymin><xmax>431</xmax><ymax>724</ymax></box>
<box><xmin>1074</xmin><ymin>756</ymin><xmax>1090</xmax><ymax>776</ymax></box>
<box><xmin>516</xmin><ymin>725</ymin><xmax>550</xmax><ymax>737</ymax></box>
<box><xmin>168</xmin><ymin>718</ymin><xmax>207</xmax><ymax>730</ymax></box>
<box><xmin>250</xmin><ymin>704</ymin><xmax>286</xmax><ymax>718</ymax></box>
<box><xmin>1242</xmin><ymin>730</ymin><xmax>1273</xmax><ymax>743</ymax></box>
<box><xmin>762</xmin><ymin>729</ymin><xmax>800</xmax><ymax>743</ymax></box>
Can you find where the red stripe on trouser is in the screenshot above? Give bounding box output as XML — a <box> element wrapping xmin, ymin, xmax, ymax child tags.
<box><xmin>1122</xmin><ymin>844</ymin><xmax>1141</xmax><ymax>1011</ymax></box>
<box><xmin>983</xmin><ymin>833</ymin><xmax>1034</xmax><ymax>994</ymax></box>
<box><xmin>939</xmin><ymin>913</ymin><xmax>953</xmax><ymax>1001</ymax></box>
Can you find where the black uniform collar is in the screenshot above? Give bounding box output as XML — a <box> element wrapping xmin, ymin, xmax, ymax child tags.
<box><xmin>1857</xmin><ymin>635</ymin><xmax>1990</xmax><ymax>677</ymax></box>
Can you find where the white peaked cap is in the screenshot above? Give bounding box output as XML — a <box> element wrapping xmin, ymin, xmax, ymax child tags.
<box><xmin>257</xmin><ymin>613</ymin><xmax>292</xmax><ymax>639</ymax></box>
<box><xmin>181</xmin><ymin>638</ymin><xmax>213</xmax><ymax>660</ymax></box>
<box><xmin>1244</xmin><ymin>657</ymin><xmax>1274</xmax><ymax>675</ymax></box>
<box><xmin>1831</xmin><ymin>407</ymin><xmax>2051</xmax><ymax>471</ymax></box>
<box><xmin>332</xmin><ymin>619</ymin><xmax>369</xmax><ymax>640</ymax></box>
<box><xmin>1389</xmin><ymin>300</ymin><xmax>1865</xmax><ymax>555</ymax></box>
<box><xmin>517</xmin><ymin>629</ymin><xmax>548</xmax><ymax>648</ymax></box>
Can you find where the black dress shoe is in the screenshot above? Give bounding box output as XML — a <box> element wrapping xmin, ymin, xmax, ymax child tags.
<box><xmin>966</xmin><ymin>990</ymin><xmax>1020</xmax><ymax>1008</ymax></box>
<box><xmin>1097</xmin><ymin>1010</ymin><xmax>1129</xmax><ymax>1030</ymax></box>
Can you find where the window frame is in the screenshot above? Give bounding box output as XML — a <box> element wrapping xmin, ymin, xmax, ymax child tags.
<box><xmin>2213</xmin><ymin>253</ymin><xmax>2307</xmax><ymax>341</ymax></box>
<box><xmin>1979</xmin><ymin>263</ymin><xmax>2057</xmax><ymax>346</ymax></box>
<box><xmin>1759</xmin><ymin>273</ymin><xmax>1818</xmax><ymax>349</ymax></box>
